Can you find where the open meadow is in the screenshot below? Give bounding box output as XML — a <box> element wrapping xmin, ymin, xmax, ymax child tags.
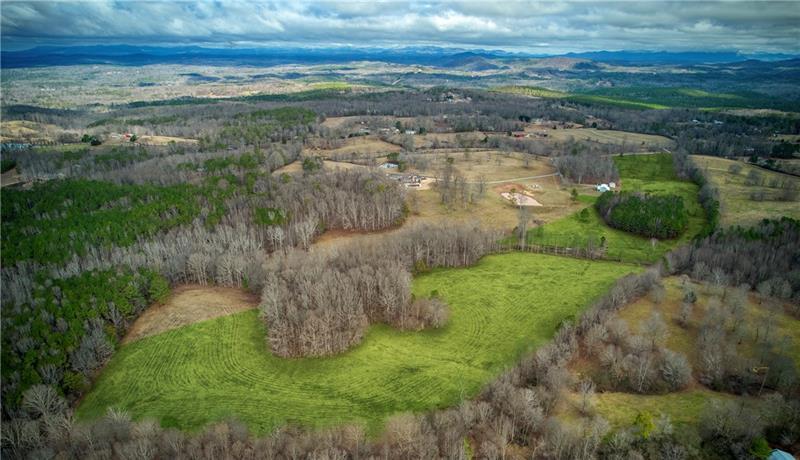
<box><xmin>691</xmin><ymin>155</ymin><xmax>800</xmax><ymax>227</ymax></box>
<box><xmin>76</xmin><ymin>253</ymin><xmax>637</xmax><ymax>434</ymax></box>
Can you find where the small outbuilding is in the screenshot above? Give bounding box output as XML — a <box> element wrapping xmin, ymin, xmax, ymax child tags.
<box><xmin>596</xmin><ymin>184</ymin><xmax>611</xmax><ymax>193</ymax></box>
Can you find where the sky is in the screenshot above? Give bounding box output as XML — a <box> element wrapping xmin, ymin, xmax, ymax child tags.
<box><xmin>1</xmin><ymin>1</ymin><xmax>799</xmax><ymax>54</ymax></box>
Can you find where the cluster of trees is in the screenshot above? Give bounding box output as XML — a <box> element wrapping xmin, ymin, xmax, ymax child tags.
<box><xmin>666</xmin><ymin>217</ymin><xmax>800</xmax><ymax>307</ymax></box>
<box><xmin>262</xmin><ymin>252</ymin><xmax>440</xmax><ymax>357</ymax></box>
<box><xmin>436</xmin><ymin>159</ymin><xmax>487</xmax><ymax>209</ymax></box>
<box><xmin>213</xmin><ymin>107</ymin><xmax>317</xmax><ymax>148</ymax></box>
<box><xmin>583</xmin><ymin>309</ymin><xmax>692</xmax><ymax>394</ymax></box>
<box><xmin>262</xmin><ymin>222</ymin><xmax>499</xmax><ymax>357</ymax></box>
<box><xmin>672</xmin><ymin>150</ymin><xmax>720</xmax><ymax>236</ymax></box>
<box><xmin>596</xmin><ymin>191</ymin><xmax>688</xmax><ymax>239</ymax></box>
<box><xmin>1</xmin><ymin>268</ymin><xmax>168</xmax><ymax>416</ymax></box>
<box><xmin>1</xmin><ymin>179</ymin><xmax>201</xmax><ymax>265</ymax></box>
<box><xmin>692</xmin><ymin>285</ymin><xmax>797</xmax><ymax>394</ymax></box>
<box><xmin>554</xmin><ymin>153</ymin><xmax>619</xmax><ymax>184</ymax></box>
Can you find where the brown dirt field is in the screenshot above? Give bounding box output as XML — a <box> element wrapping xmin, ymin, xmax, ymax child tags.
<box><xmin>526</xmin><ymin>127</ymin><xmax>673</xmax><ymax>150</ymax></box>
<box><xmin>271</xmin><ymin>159</ymin><xmax>369</xmax><ymax>175</ymax></box>
<box><xmin>138</xmin><ymin>135</ymin><xmax>198</xmax><ymax>145</ymax></box>
<box><xmin>388</xmin><ymin>132</ymin><xmax>485</xmax><ymax>149</ymax></box>
<box><xmin>122</xmin><ymin>285</ymin><xmax>259</xmax><ymax>343</ymax></box>
<box><xmin>305</xmin><ymin>136</ymin><xmax>402</xmax><ymax>158</ymax></box>
<box><xmin>311</xmin><ymin>223</ymin><xmax>412</xmax><ymax>252</ymax></box>
<box><xmin>321</xmin><ymin>116</ymin><xmax>416</xmax><ymax>129</ymax></box>
<box><xmin>401</xmin><ymin>153</ymin><xmax>575</xmax><ymax>231</ymax></box>
<box><xmin>404</xmin><ymin>150</ymin><xmax>554</xmax><ymax>182</ymax></box>
<box><xmin>0</xmin><ymin>120</ymin><xmax>69</xmax><ymax>143</ymax></box>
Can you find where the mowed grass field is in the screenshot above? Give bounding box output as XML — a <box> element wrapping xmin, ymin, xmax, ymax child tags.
<box><xmin>76</xmin><ymin>253</ymin><xmax>637</xmax><ymax>434</ymax></box>
<box><xmin>691</xmin><ymin>155</ymin><xmax>800</xmax><ymax>227</ymax></box>
<box><xmin>527</xmin><ymin>154</ymin><xmax>704</xmax><ymax>263</ymax></box>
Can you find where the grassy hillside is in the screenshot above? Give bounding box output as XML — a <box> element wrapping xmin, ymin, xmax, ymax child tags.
<box><xmin>76</xmin><ymin>253</ymin><xmax>637</xmax><ymax>434</ymax></box>
<box><xmin>691</xmin><ymin>155</ymin><xmax>800</xmax><ymax>227</ymax></box>
<box><xmin>526</xmin><ymin>154</ymin><xmax>704</xmax><ymax>263</ymax></box>
<box><xmin>587</xmin><ymin>276</ymin><xmax>799</xmax><ymax>428</ymax></box>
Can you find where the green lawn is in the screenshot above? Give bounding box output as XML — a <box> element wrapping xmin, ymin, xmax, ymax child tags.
<box><xmin>527</xmin><ymin>154</ymin><xmax>704</xmax><ymax>264</ymax></box>
<box><xmin>76</xmin><ymin>253</ymin><xmax>637</xmax><ymax>434</ymax></box>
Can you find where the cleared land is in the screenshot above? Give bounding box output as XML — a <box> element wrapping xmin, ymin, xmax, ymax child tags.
<box><xmin>526</xmin><ymin>154</ymin><xmax>704</xmax><ymax>263</ymax></box>
<box><xmin>122</xmin><ymin>285</ymin><xmax>259</xmax><ymax>344</ymax></box>
<box><xmin>77</xmin><ymin>253</ymin><xmax>637</xmax><ymax>434</ymax></box>
<box><xmin>530</xmin><ymin>128</ymin><xmax>673</xmax><ymax>151</ymax></box>
<box><xmin>271</xmin><ymin>159</ymin><xmax>369</xmax><ymax>175</ymax></box>
<box><xmin>691</xmin><ymin>155</ymin><xmax>800</xmax><ymax>227</ymax></box>
<box><xmin>0</xmin><ymin>120</ymin><xmax>74</xmax><ymax>143</ymax></box>
<box><xmin>406</xmin><ymin>152</ymin><xmax>574</xmax><ymax>229</ymax></box>
<box><xmin>305</xmin><ymin>136</ymin><xmax>401</xmax><ymax>159</ymax></box>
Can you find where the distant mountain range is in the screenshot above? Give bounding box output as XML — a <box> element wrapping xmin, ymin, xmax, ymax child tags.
<box><xmin>2</xmin><ymin>45</ymin><xmax>797</xmax><ymax>69</ymax></box>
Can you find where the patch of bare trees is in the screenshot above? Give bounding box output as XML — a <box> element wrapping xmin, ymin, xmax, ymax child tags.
<box><xmin>261</xmin><ymin>222</ymin><xmax>499</xmax><ymax>357</ymax></box>
<box><xmin>665</xmin><ymin>217</ymin><xmax>800</xmax><ymax>308</ymax></box>
<box><xmin>553</xmin><ymin>152</ymin><xmax>619</xmax><ymax>184</ymax></box>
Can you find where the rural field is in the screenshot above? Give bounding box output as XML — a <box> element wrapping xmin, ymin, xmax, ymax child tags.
<box><xmin>403</xmin><ymin>151</ymin><xmax>576</xmax><ymax>229</ymax></box>
<box><xmin>76</xmin><ymin>253</ymin><xmax>637</xmax><ymax>433</ymax></box>
<box><xmin>691</xmin><ymin>155</ymin><xmax>800</xmax><ymax>227</ymax></box>
<box><xmin>534</xmin><ymin>128</ymin><xmax>673</xmax><ymax>151</ymax></box>
<box><xmin>304</xmin><ymin>136</ymin><xmax>402</xmax><ymax>160</ymax></box>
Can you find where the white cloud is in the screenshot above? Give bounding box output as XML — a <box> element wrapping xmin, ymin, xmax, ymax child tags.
<box><xmin>1</xmin><ymin>0</ymin><xmax>797</xmax><ymax>54</ymax></box>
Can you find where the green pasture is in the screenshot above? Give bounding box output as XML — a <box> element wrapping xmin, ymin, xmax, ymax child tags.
<box><xmin>77</xmin><ymin>253</ymin><xmax>637</xmax><ymax>434</ymax></box>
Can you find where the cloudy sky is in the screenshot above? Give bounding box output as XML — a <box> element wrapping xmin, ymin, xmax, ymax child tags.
<box><xmin>2</xmin><ymin>1</ymin><xmax>799</xmax><ymax>54</ymax></box>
